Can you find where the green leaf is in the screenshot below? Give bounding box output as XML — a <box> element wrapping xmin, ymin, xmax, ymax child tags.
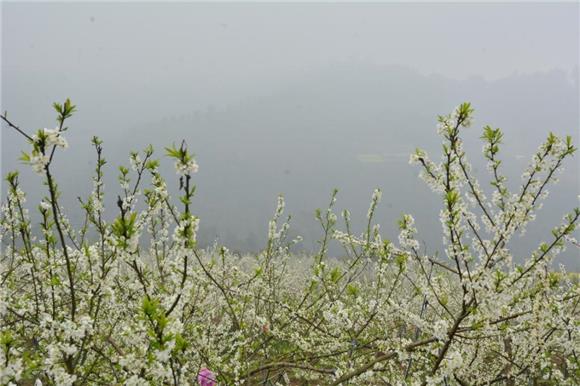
<box><xmin>329</xmin><ymin>266</ymin><xmax>342</xmax><ymax>283</ymax></box>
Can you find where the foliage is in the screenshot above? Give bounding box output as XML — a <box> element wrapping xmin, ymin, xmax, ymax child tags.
<box><xmin>0</xmin><ymin>101</ymin><xmax>579</xmax><ymax>385</ymax></box>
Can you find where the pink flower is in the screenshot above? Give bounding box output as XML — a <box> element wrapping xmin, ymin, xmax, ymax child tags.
<box><xmin>197</xmin><ymin>367</ymin><xmax>216</xmax><ymax>386</ymax></box>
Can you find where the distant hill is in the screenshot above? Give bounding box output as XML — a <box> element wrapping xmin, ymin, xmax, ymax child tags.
<box><xmin>3</xmin><ymin>65</ymin><xmax>579</xmax><ymax>268</ymax></box>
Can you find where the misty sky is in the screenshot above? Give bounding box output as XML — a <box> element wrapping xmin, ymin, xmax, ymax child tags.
<box><xmin>2</xmin><ymin>2</ymin><xmax>579</xmax><ymax>267</ymax></box>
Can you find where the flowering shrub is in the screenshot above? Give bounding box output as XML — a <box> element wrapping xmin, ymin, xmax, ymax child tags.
<box><xmin>0</xmin><ymin>100</ymin><xmax>578</xmax><ymax>385</ymax></box>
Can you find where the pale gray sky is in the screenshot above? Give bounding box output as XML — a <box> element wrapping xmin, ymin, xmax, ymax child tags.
<box><xmin>2</xmin><ymin>2</ymin><xmax>579</xmax><ymax>126</ymax></box>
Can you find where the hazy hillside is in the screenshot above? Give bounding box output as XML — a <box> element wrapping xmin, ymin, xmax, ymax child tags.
<box><xmin>4</xmin><ymin>65</ymin><xmax>577</xmax><ymax>267</ymax></box>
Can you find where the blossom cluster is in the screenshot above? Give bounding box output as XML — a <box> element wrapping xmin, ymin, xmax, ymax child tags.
<box><xmin>1</xmin><ymin>102</ymin><xmax>578</xmax><ymax>386</ymax></box>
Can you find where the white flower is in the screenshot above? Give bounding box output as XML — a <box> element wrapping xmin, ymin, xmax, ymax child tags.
<box><xmin>125</xmin><ymin>375</ymin><xmax>142</xmax><ymax>386</ymax></box>
<box><xmin>30</xmin><ymin>153</ymin><xmax>50</xmax><ymax>174</ymax></box>
<box><xmin>36</xmin><ymin>128</ymin><xmax>68</xmax><ymax>149</ymax></box>
<box><xmin>61</xmin><ymin>343</ymin><xmax>77</xmax><ymax>356</ymax></box>
<box><xmin>174</xmin><ymin>159</ymin><xmax>199</xmax><ymax>175</ymax></box>
<box><xmin>328</xmin><ymin>212</ymin><xmax>337</xmax><ymax>224</ymax></box>
<box><xmin>371</xmin><ymin>188</ymin><xmax>382</xmax><ymax>203</ymax></box>
<box><xmin>130</xmin><ymin>153</ymin><xmax>142</xmax><ymax>171</ymax></box>
<box><xmin>156</xmin><ymin>348</ymin><xmax>171</xmax><ymax>363</ymax></box>
<box><xmin>268</xmin><ymin>220</ymin><xmax>278</xmax><ymax>240</ymax></box>
<box><xmin>445</xmin><ymin>350</ymin><xmax>463</xmax><ymax>371</ymax></box>
<box><xmin>156</xmin><ymin>340</ymin><xmax>175</xmax><ymax>363</ymax></box>
<box><xmin>127</xmin><ymin>232</ymin><xmax>140</xmax><ymax>253</ymax></box>
<box><xmin>40</xmin><ymin>200</ymin><xmax>51</xmax><ymax>211</ymax></box>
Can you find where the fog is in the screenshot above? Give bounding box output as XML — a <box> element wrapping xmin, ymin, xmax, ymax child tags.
<box><xmin>2</xmin><ymin>2</ymin><xmax>579</xmax><ymax>268</ymax></box>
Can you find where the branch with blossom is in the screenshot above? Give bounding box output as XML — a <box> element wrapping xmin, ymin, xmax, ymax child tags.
<box><xmin>1</xmin><ymin>101</ymin><xmax>578</xmax><ymax>386</ymax></box>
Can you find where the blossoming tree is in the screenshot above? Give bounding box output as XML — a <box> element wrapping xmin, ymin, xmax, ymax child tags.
<box><xmin>0</xmin><ymin>100</ymin><xmax>578</xmax><ymax>385</ymax></box>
